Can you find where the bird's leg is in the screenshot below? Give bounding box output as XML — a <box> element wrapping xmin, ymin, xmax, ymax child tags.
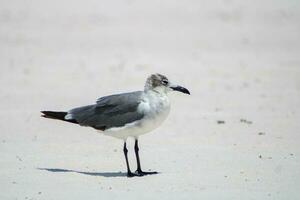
<box><xmin>134</xmin><ymin>139</ymin><xmax>158</xmax><ymax>176</ymax></box>
<box><xmin>123</xmin><ymin>142</ymin><xmax>135</xmax><ymax>177</ymax></box>
<box><xmin>134</xmin><ymin>139</ymin><xmax>142</xmax><ymax>172</ymax></box>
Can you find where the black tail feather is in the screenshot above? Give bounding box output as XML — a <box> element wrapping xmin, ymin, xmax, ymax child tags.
<box><xmin>41</xmin><ymin>111</ymin><xmax>78</xmax><ymax>124</ymax></box>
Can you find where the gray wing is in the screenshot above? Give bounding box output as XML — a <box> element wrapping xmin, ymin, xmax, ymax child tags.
<box><xmin>68</xmin><ymin>91</ymin><xmax>144</xmax><ymax>130</ymax></box>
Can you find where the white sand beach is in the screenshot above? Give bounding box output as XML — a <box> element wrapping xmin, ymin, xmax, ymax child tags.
<box><xmin>1</xmin><ymin>0</ymin><xmax>300</xmax><ymax>199</ymax></box>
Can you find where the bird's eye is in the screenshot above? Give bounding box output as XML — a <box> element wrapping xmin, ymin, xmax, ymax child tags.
<box><xmin>162</xmin><ymin>80</ymin><xmax>169</xmax><ymax>85</ymax></box>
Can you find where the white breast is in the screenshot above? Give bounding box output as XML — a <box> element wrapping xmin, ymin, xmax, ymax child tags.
<box><xmin>103</xmin><ymin>91</ymin><xmax>170</xmax><ymax>140</ymax></box>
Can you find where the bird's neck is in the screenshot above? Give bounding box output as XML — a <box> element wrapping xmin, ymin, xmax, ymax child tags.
<box><xmin>145</xmin><ymin>87</ymin><xmax>168</xmax><ymax>97</ymax></box>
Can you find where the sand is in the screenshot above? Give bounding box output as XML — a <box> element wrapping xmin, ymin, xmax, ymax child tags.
<box><xmin>1</xmin><ymin>0</ymin><xmax>300</xmax><ymax>199</ymax></box>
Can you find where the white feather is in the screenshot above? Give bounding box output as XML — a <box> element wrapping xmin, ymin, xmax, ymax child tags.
<box><xmin>65</xmin><ymin>113</ymin><xmax>73</xmax><ymax>120</ymax></box>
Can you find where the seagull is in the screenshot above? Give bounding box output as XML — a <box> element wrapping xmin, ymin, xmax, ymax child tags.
<box><xmin>41</xmin><ymin>73</ymin><xmax>190</xmax><ymax>177</ymax></box>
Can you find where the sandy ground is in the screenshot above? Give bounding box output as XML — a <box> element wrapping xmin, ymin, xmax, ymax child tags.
<box><xmin>1</xmin><ymin>0</ymin><xmax>300</xmax><ymax>199</ymax></box>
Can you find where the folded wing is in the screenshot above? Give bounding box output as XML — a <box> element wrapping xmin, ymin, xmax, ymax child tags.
<box><xmin>68</xmin><ymin>91</ymin><xmax>144</xmax><ymax>131</ymax></box>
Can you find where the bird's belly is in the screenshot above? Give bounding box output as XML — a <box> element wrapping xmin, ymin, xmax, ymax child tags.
<box><xmin>103</xmin><ymin>106</ymin><xmax>170</xmax><ymax>140</ymax></box>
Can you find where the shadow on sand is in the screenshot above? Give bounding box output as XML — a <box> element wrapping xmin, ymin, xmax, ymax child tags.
<box><xmin>37</xmin><ymin>167</ymin><xmax>127</xmax><ymax>177</ymax></box>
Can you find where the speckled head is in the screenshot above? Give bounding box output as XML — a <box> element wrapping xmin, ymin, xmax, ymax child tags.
<box><xmin>144</xmin><ymin>73</ymin><xmax>169</xmax><ymax>91</ymax></box>
<box><xmin>144</xmin><ymin>73</ymin><xmax>190</xmax><ymax>95</ymax></box>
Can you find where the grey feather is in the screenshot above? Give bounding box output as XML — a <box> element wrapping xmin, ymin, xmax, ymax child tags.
<box><xmin>68</xmin><ymin>91</ymin><xmax>144</xmax><ymax>130</ymax></box>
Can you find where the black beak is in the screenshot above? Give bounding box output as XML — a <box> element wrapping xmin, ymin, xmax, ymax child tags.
<box><xmin>170</xmin><ymin>86</ymin><xmax>190</xmax><ymax>95</ymax></box>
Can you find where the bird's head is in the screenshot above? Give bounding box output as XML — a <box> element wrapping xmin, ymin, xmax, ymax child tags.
<box><xmin>144</xmin><ymin>73</ymin><xmax>190</xmax><ymax>95</ymax></box>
